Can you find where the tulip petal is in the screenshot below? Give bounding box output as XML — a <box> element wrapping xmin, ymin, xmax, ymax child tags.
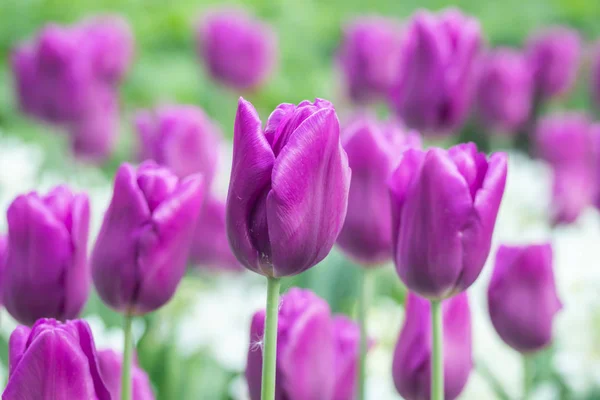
<box><xmin>72</xmin><ymin>320</ymin><xmax>112</xmax><ymax>400</ymax></box>
<box><xmin>331</xmin><ymin>316</ymin><xmax>360</xmax><ymax>400</ymax></box>
<box><xmin>8</xmin><ymin>326</ymin><xmax>31</xmax><ymax>376</ymax></box>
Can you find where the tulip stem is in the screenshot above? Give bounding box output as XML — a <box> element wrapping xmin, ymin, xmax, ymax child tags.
<box><xmin>523</xmin><ymin>354</ymin><xmax>534</xmax><ymax>399</ymax></box>
<box><xmin>431</xmin><ymin>299</ymin><xmax>444</xmax><ymax>400</ymax></box>
<box><xmin>261</xmin><ymin>276</ymin><xmax>281</xmax><ymax>400</ymax></box>
<box><xmin>121</xmin><ymin>313</ymin><xmax>134</xmax><ymax>400</ymax></box>
<box><xmin>357</xmin><ymin>268</ymin><xmax>370</xmax><ymax>400</ymax></box>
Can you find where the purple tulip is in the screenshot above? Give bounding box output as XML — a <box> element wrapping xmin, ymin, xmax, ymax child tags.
<box><xmin>246</xmin><ymin>288</ymin><xmax>360</xmax><ymax>400</ymax></box>
<box><xmin>338</xmin><ymin>17</ymin><xmax>405</xmax><ymax>104</ymax></box>
<box><xmin>391</xmin><ymin>8</ymin><xmax>481</xmax><ymax>135</ymax></box>
<box><xmin>196</xmin><ymin>9</ymin><xmax>277</xmax><ymax>90</ymax></box>
<box><xmin>91</xmin><ymin>161</ymin><xmax>204</xmax><ymax>315</ymax></box>
<box><xmin>226</xmin><ymin>98</ymin><xmax>351</xmax><ymax>278</ymax></box>
<box><xmin>526</xmin><ymin>27</ymin><xmax>581</xmax><ymax>99</ymax></box>
<box><xmin>550</xmin><ymin>164</ymin><xmax>595</xmax><ymax>225</ymax></box>
<box><xmin>97</xmin><ymin>349</ymin><xmax>155</xmax><ymax>400</ymax></box>
<box><xmin>136</xmin><ymin>105</ymin><xmax>221</xmax><ymax>187</ymax></box>
<box><xmin>389</xmin><ymin>143</ymin><xmax>507</xmax><ymax>299</ymax></box>
<box><xmin>392</xmin><ymin>292</ymin><xmax>472</xmax><ymax>400</ymax></box>
<box><xmin>593</xmin><ymin>45</ymin><xmax>600</xmax><ymax>108</ymax></box>
<box><xmin>4</xmin><ymin>186</ymin><xmax>90</xmax><ymax>326</ymax></box>
<box><xmin>3</xmin><ymin>318</ymin><xmax>111</xmax><ymax>399</ymax></box>
<box><xmin>488</xmin><ymin>244</ymin><xmax>562</xmax><ymax>353</ymax></box>
<box><xmin>0</xmin><ymin>234</ymin><xmax>7</xmax><ymax>307</ymax></box>
<box><xmin>337</xmin><ymin>116</ymin><xmax>421</xmax><ymax>265</ymax></box>
<box><xmin>475</xmin><ymin>48</ymin><xmax>533</xmax><ymax>133</ymax></box>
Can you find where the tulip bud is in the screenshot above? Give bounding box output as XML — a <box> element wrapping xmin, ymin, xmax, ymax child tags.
<box><xmin>392</xmin><ymin>292</ymin><xmax>472</xmax><ymax>400</ymax></box>
<box><xmin>488</xmin><ymin>244</ymin><xmax>562</xmax><ymax>353</ymax></box>
<box><xmin>389</xmin><ymin>143</ymin><xmax>507</xmax><ymax>299</ymax></box>
<box><xmin>526</xmin><ymin>27</ymin><xmax>581</xmax><ymax>99</ymax></box>
<box><xmin>91</xmin><ymin>161</ymin><xmax>204</xmax><ymax>315</ymax></box>
<box><xmin>226</xmin><ymin>98</ymin><xmax>351</xmax><ymax>277</ymax></box>
<box><xmin>11</xmin><ymin>46</ymin><xmax>41</xmax><ymax>117</ymax></box>
<box><xmin>97</xmin><ymin>349</ymin><xmax>155</xmax><ymax>400</ymax></box>
<box><xmin>392</xmin><ymin>8</ymin><xmax>481</xmax><ymax>135</ymax></box>
<box><xmin>4</xmin><ymin>186</ymin><xmax>90</xmax><ymax>326</ymax></box>
<box><xmin>246</xmin><ymin>288</ymin><xmax>360</xmax><ymax>400</ymax></box>
<box><xmin>337</xmin><ymin>116</ymin><xmax>421</xmax><ymax>265</ymax></box>
<box><xmin>136</xmin><ymin>105</ymin><xmax>221</xmax><ymax>187</ymax></box>
<box><xmin>475</xmin><ymin>48</ymin><xmax>533</xmax><ymax>133</ymax></box>
<box><xmin>3</xmin><ymin>318</ymin><xmax>111</xmax><ymax>399</ymax></box>
<box><xmin>196</xmin><ymin>9</ymin><xmax>277</xmax><ymax>90</ymax></box>
<box><xmin>338</xmin><ymin>17</ymin><xmax>404</xmax><ymax>104</ymax></box>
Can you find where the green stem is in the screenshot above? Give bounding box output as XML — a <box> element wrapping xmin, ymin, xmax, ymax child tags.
<box><xmin>357</xmin><ymin>269</ymin><xmax>369</xmax><ymax>400</ymax></box>
<box><xmin>121</xmin><ymin>313</ymin><xmax>134</xmax><ymax>400</ymax></box>
<box><xmin>431</xmin><ymin>300</ymin><xmax>444</xmax><ymax>400</ymax></box>
<box><xmin>523</xmin><ymin>354</ymin><xmax>534</xmax><ymax>399</ymax></box>
<box><xmin>261</xmin><ymin>277</ymin><xmax>281</xmax><ymax>400</ymax></box>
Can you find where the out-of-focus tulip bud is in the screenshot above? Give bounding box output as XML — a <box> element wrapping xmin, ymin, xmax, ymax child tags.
<box><xmin>97</xmin><ymin>349</ymin><xmax>155</xmax><ymax>400</ymax></box>
<box><xmin>338</xmin><ymin>17</ymin><xmax>404</xmax><ymax>104</ymax></box>
<box><xmin>550</xmin><ymin>164</ymin><xmax>595</xmax><ymax>225</ymax></box>
<box><xmin>488</xmin><ymin>244</ymin><xmax>562</xmax><ymax>353</ymax></box>
<box><xmin>389</xmin><ymin>143</ymin><xmax>507</xmax><ymax>299</ymax></box>
<box><xmin>337</xmin><ymin>116</ymin><xmax>421</xmax><ymax>265</ymax></box>
<box><xmin>246</xmin><ymin>288</ymin><xmax>361</xmax><ymax>400</ymax></box>
<box><xmin>226</xmin><ymin>98</ymin><xmax>351</xmax><ymax>278</ymax></box>
<box><xmin>91</xmin><ymin>161</ymin><xmax>204</xmax><ymax>315</ymax></box>
<box><xmin>526</xmin><ymin>27</ymin><xmax>581</xmax><ymax>99</ymax></box>
<box><xmin>4</xmin><ymin>186</ymin><xmax>90</xmax><ymax>326</ymax></box>
<box><xmin>392</xmin><ymin>292</ymin><xmax>472</xmax><ymax>400</ymax></box>
<box><xmin>11</xmin><ymin>46</ymin><xmax>41</xmax><ymax>117</ymax></box>
<box><xmin>475</xmin><ymin>48</ymin><xmax>533</xmax><ymax>133</ymax></box>
<box><xmin>3</xmin><ymin>318</ymin><xmax>111</xmax><ymax>399</ymax></box>
<box><xmin>196</xmin><ymin>9</ymin><xmax>277</xmax><ymax>90</ymax></box>
<box><xmin>391</xmin><ymin>8</ymin><xmax>481</xmax><ymax>136</ymax></box>
<box><xmin>136</xmin><ymin>105</ymin><xmax>221</xmax><ymax>187</ymax></box>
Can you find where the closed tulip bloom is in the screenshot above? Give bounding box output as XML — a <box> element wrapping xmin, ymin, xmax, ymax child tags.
<box><xmin>550</xmin><ymin>164</ymin><xmax>595</xmax><ymax>225</ymax></box>
<box><xmin>475</xmin><ymin>48</ymin><xmax>533</xmax><ymax>133</ymax></box>
<box><xmin>3</xmin><ymin>318</ymin><xmax>111</xmax><ymax>399</ymax></box>
<box><xmin>227</xmin><ymin>98</ymin><xmax>351</xmax><ymax>277</ymax></box>
<box><xmin>197</xmin><ymin>9</ymin><xmax>277</xmax><ymax>90</ymax></box>
<box><xmin>11</xmin><ymin>46</ymin><xmax>41</xmax><ymax>117</ymax></box>
<box><xmin>337</xmin><ymin>116</ymin><xmax>421</xmax><ymax>265</ymax></box>
<box><xmin>338</xmin><ymin>17</ymin><xmax>404</xmax><ymax>103</ymax></box>
<box><xmin>392</xmin><ymin>292</ymin><xmax>472</xmax><ymax>400</ymax></box>
<box><xmin>488</xmin><ymin>244</ymin><xmax>562</xmax><ymax>353</ymax></box>
<box><xmin>527</xmin><ymin>27</ymin><xmax>581</xmax><ymax>99</ymax></box>
<box><xmin>246</xmin><ymin>288</ymin><xmax>360</xmax><ymax>400</ymax></box>
<box><xmin>91</xmin><ymin>161</ymin><xmax>204</xmax><ymax>315</ymax></box>
<box><xmin>4</xmin><ymin>186</ymin><xmax>90</xmax><ymax>326</ymax></box>
<box><xmin>534</xmin><ymin>113</ymin><xmax>594</xmax><ymax>166</ymax></box>
<box><xmin>392</xmin><ymin>8</ymin><xmax>481</xmax><ymax>135</ymax></box>
<box><xmin>389</xmin><ymin>143</ymin><xmax>507</xmax><ymax>299</ymax></box>
<box><xmin>97</xmin><ymin>349</ymin><xmax>155</xmax><ymax>400</ymax></box>
<box><xmin>136</xmin><ymin>105</ymin><xmax>221</xmax><ymax>187</ymax></box>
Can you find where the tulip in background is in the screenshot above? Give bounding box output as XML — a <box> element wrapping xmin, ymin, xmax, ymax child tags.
<box><xmin>338</xmin><ymin>17</ymin><xmax>405</xmax><ymax>104</ymax></box>
<box><xmin>91</xmin><ymin>161</ymin><xmax>204</xmax><ymax>400</ymax></box>
<box><xmin>593</xmin><ymin>45</ymin><xmax>600</xmax><ymax>109</ymax></box>
<box><xmin>196</xmin><ymin>9</ymin><xmax>277</xmax><ymax>90</ymax></box>
<box><xmin>391</xmin><ymin>8</ymin><xmax>481</xmax><ymax>136</ymax></box>
<box><xmin>246</xmin><ymin>288</ymin><xmax>362</xmax><ymax>400</ymax></box>
<box><xmin>0</xmin><ymin>234</ymin><xmax>6</xmax><ymax>306</ymax></box>
<box><xmin>4</xmin><ymin>186</ymin><xmax>90</xmax><ymax>326</ymax></box>
<box><xmin>98</xmin><ymin>349</ymin><xmax>155</xmax><ymax>400</ymax></box>
<box><xmin>227</xmin><ymin>97</ymin><xmax>350</xmax><ymax>400</ymax></box>
<box><xmin>3</xmin><ymin>318</ymin><xmax>112</xmax><ymax>399</ymax></box>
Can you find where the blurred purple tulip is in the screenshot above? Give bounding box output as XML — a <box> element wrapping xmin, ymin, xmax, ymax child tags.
<box><xmin>97</xmin><ymin>349</ymin><xmax>155</xmax><ymax>400</ymax></box>
<box><xmin>488</xmin><ymin>244</ymin><xmax>562</xmax><ymax>353</ymax></box>
<box><xmin>338</xmin><ymin>17</ymin><xmax>405</xmax><ymax>104</ymax></box>
<box><xmin>526</xmin><ymin>27</ymin><xmax>581</xmax><ymax>99</ymax></box>
<box><xmin>3</xmin><ymin>318</ymin><xmax>111</xmax><ymax>399</ymax></box>
<box><xmin>4</xmin><ymin>186</ymin><xmax>90</xmax><ymax>326</ymax></box>
<box><xmin>246</xmin><ymin>288</ymin><xmax>361</xmax><ymax>400</ymax></box>
<box><xmin>226</xmin><ymin>98</ymin><xmax>351</xmax><ymax>278</ymax></box>
<box><xmin>389</xmin><ymin>143</ymin><xmax>507</xmax><ymax>299</ymax></box>
<box><xmin>196</xmin><ymin>9</ymin><xmax>277</xmax><ymax>90</ymax></box>
<box><xmin>391</xmin><ymin>8</ymin><xmax>481</xmax><ymax>136</ymax></box>
<box><xmin>91</xmin><ymin>161</ymin><xmax>204</xmax><ymax>315</ymax></box>
<box><xmin>392</xmin><ymin>292</ymin><xmax>472</xmax><ymax>400</ymax></box>
<box><xmin>337</xmin><ymin>116</ymin><xmax>421</xmax><ymax>265</ymax></box>
<box><xmin>475</xmin><ymin>48</ymin><xmax>533</xmax><ymax>133</ymax></box>
<box><xmin>0</xmin><ymin>234</ymin><xmax>7</xmax><ymax>307</ymax></box>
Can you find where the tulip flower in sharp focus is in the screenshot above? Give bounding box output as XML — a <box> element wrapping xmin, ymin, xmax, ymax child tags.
<box><xmin>488</xmin><ymin>244</ymin><xmax>562</xmax><ymax>353</ymax></box>
<box><xmin>246</xmin><ymin>288</ymin><xmax>362</xmax><ymax>400</ymax></box>
<box><xmin>392</xmin><ymin>292</ymin><xmax>472</xmax><ymax>400</ymax></box>
<box><xmin>3</xmin><ymin>318</ymin><xmax>111</xmax><ymax>400</ymax></box>
<box><xmin>4</xmin><ymin>186</ymin><xmax>90</xmax><ymax>326</ymax></box>
<box><xmin>97</xmin><ymin>349</ymin><xmax>155</xmax><ymax>400</ymax></box>
<box><xmin>389</xmin><ymin>142</ymin><xmax>508</xmax><ymax>299</ymax></box>
<box><xmin>226</xmin><ymin>97</ymin><xmax>351</xmax><ymax>278</ymax></box>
